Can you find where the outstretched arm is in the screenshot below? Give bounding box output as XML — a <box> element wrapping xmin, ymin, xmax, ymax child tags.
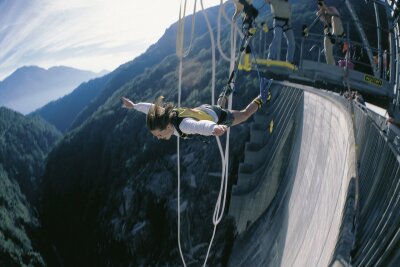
<box><xmin>121</xmin><ymin>97</ymin><xmax>136</xmax><ymax>109</ymax></box>
<box><xmin>121</xmin><ymin>97</ymin><xmax>153</xmax><ymax>114</ymax></box>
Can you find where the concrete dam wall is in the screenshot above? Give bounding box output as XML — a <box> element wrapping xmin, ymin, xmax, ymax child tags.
<box><xmin>228</xmin><ymin>84</ymin><xmax>357</xmax><ymax>266</ymax></box>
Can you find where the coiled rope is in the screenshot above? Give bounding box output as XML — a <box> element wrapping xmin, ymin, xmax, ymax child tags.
<box><xmin>176</xmin><ymin>1</ymin><xmax>197</xmax><ymax>265</ymax></box>
<box><xmin>176</xmin><ymin>0</ymin><xmax>197</xmax><ymax>58</ymax></box>
<box><xmin>175</xmin><ymin>0</ymin><xmax>240</xmax><ymax>266</ymax></box>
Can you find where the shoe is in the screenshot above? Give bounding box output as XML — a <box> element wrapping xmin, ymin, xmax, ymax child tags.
<box><xmin>260</xmin><ymin>78</ymin><xmax>273</xmax><ymax>103</ymax></box>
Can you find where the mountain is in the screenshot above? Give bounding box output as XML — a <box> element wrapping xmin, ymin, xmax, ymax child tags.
<box><xmin>33</xmin><ymin>7</ymin><xmax>220</xmax><ymax>133</ymax></box>
<box><xmin>0</xmin><ymin>107</ymin><xmax>62</xmax><ymax>200</ymax></box>
<box><xmin>37</xmin><ymin>0</ymin><xmax>375</xmax><ymax>266</ymax></box>
<box><xmin>32</xmin><ymin>0</ymin><xmax>374</xmax><ymax>134</ymax></box>
<box><xmin>0</xmin><ymin>166</ymin><xmax>45</xmax><ymax>266</ymax></box>
<box><xmin>0</xmin><ymin>66</ymin><xmax>103</xmax><ymax>114</ymax></box>
<box><xmin>38</xmin><ymin>5</ymin><xmax>246</xmax><ymax>265</ymax></box>
<box><xmin>39</xmin><ymin>59</ymin><xmax>244</xmax><ymax>266</ymax></box>
<box><xmin>0</xmin><ymin>107</ymin><xmax>62</xmax><ymax>266</ymax></box>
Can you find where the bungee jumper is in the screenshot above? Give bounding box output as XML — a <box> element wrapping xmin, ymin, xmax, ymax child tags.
<box><xmin>121</xmin><ymin>78</ymin><xmax>273</xmax><ymax>140</ymax></box>
<box><xmin>133</xmin><ymin>2</ymin><xmax>274</xmax><ymax>266</ymax></box>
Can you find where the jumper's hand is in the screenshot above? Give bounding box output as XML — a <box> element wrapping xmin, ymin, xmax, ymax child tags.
<box><xmin>121</xmin><ymin>97</ymin><xmax>135</xmax><ymax>109</ymax></box>
<box><xmin>212</xmin><ymin>125</ymin><xmax>228</xmax><ymax>136</ymax></box>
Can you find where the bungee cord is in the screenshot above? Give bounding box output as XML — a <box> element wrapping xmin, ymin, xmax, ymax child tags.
<box><xmin>176</xmin><ymin>1</ymin><xmax>198</xmax><ymax>264</ymax></box>
<box><xmin>175</xmin><ymin>1</ymin><xmax>260</xmax><ymax>266</ymax></box>
<box><xmin>217</xmin><ymin>0</ymin><xmax>239</xmax><ymax>62</ymax></box>
<box><xmin>177</xmin><ymin>0</ymin><xmax>198</xmax><ymax>59</ymax></box>
<box><xmin>200</xmin><ymin>1</ymin><xmax>233</xmax><ymax>264</ymax></box>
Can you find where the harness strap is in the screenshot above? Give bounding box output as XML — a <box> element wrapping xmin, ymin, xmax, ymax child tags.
<box><xmin>274</xmin><ymin>16</ymin><xmax>289</xmax><ymax>22</ymax></box>
<box><xmin>273</xmin><ymin>17</ymin><xmax>292</xmax><ymax>32</ymax></box>
<box><xmin>171</xmin><ymin>111</ymin><xmax>189</xmax><ymax>138</ymax></box>
<box><xmin>217</xmin><ymin>110</ymin><xmax>228</xmax><ymax>124</ymax></box>
<box><xmin>273</xmin><ymin>25</ymin><xmax>292</xmax><ymax>32</ymax></box>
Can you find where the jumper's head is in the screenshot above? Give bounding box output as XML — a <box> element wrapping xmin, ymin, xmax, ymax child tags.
<box><xmin>150</xmin><ymin>125</ymin><xmax>175</xmax><ymax>140</ymax></box>
<box><xmin>146</xmin><ymin>96</ymin><xmax>175</xmax><ymax>140</ymax></box>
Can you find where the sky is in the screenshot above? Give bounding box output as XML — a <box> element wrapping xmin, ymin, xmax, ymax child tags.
<box><xmin>0</xmin><ymin>0</ymin><xmax>219</xmax><ymax>81</ymax></box>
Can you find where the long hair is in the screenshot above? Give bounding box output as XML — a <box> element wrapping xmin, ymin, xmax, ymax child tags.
<box><xmin>146</xmin><ymin>96</ymin><xmax>176</xmax><ymax>131</ymax></box>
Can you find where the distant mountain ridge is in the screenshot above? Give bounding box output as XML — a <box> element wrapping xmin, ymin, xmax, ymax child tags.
<box><xmin>34</xmin><ymin>8</ymin><xmax>220</xmax><ymax>133</ymax></box>
<box><xmin>32</xmin><ymin>0</ymin><xmax>352</xmax><ymax>134</ymax></box>
<box><xmin>0</xmin><ymin>66</ymin><xmax>105</xmax><ymax>114</ymax></box>
<box><xmin>0</xmin><ymin>107</ymin><xmax>62</xmax><ymax>200</ymax></box>
<box><xmin>37</xmin><ymin>4</ymin><xmax>242</xmax><ymax>265</ymax></box>
<box><xmin>30</xmin><ymin>0</ymin><xmax>374</xmax><ymax>265</ymax></box>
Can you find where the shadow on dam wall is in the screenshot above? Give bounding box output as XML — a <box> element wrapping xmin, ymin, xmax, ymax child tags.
<box><xmin>228</xmin><ymin>83</ymin><xmax>357</xmax><ymax>267</ymax></box>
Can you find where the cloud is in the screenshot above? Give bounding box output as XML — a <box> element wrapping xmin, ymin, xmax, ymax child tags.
<box><xmin>0</xmin><ymin>0</ymin><xmax>218</xmax><ymax>80</ymax></box>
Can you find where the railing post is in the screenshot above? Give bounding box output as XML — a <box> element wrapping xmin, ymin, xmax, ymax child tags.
<box><xmin>374</xmin><ymin>1</ymin><xmax>382</xmax><ymax>78</ymax></box>
<box><xmin>300</xmin><ymin>38</ymin><xmax>304</xmax><ymax>69</ymax></box>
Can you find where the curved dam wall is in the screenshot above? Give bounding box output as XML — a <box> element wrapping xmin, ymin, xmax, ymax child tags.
<box><xmin>228</xmin><ymin>84</ymin><xmax>357</xmax><ymax>266</ymax></box>
<box><xmin>350</xmin><ymin>101</ymin><xmax>400</xmax><ymax>266</ymax></box>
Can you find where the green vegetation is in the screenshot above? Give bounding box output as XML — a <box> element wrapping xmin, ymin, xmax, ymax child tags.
<box><xmin>0</xmin><ymin>107</ymin><xmax>62</xmax><ymax>265</ymax></box>
<box><xmin>0</xmin><ymin>107</ymin><xmax>62</xmax><ymax>200</ymax></box>
<box><xmin>35</xmin><ymin>0</ymin><xmax>380</xmax><ymax>265</ymax></box>
<box><xmin>40</xmin><ymin>18</ymin><xmax>251</xmax><ymax>265</ymax></box>
<box><xmin>0</xmin><ymin>166</ymin><xmax>45</xmax><ymax>266</ymax></box>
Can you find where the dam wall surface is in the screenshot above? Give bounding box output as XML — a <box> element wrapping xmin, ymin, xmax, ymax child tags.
<box><xmin>228</xmin><ymin>84</ymin><xmax>357</xmax><ymax>266</ymax></box>
<box><xmin>350</xmin><ymin>101</ymin><xmax>400</xmax><ymax>266</ymax></box>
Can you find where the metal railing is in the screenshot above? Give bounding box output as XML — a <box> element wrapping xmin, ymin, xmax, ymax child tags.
<box><xmin>250</xmin><ymin>5</ymin><xmax>393</xmax><ymax>82</ymax></box>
